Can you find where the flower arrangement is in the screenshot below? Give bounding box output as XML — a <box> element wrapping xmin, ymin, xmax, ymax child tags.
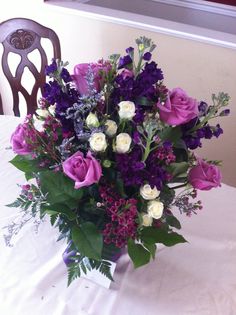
<box><xmin>6</xmin><ymin>37</ymin><xmax>230</xmax><ymax>286</ymax></box>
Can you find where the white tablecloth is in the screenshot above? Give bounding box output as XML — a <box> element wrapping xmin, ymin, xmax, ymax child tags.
<box><xmin>0</xmin><ymin>115</ymin><xmax>236</xmax><ymax>315</ymax></box>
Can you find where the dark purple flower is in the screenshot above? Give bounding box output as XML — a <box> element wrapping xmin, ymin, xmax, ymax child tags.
<box><xmin>219</xmin><ymin>109</ymin><xmax>230</xmax><ymax>116</ymax></box>
<box><xmin>196</xmin><ymin>129</ymin><xmax>205</xmax><ymax>138</ymax></box>
<box><xmin>163</xmin><ymin>141</ymin><xmax>172</xmax><ymax>149</ymax></box>
<box><xmin>202</xmin><ymin>126</ymin><xmax>213</xmax><ymax>139</ymax></box>
<box><xmin>213</xmin><ymin>124</ymin><xmax>223</xmax><ymax>137</ymax></box>
<box><xmin>133</xmin><ymin>131</ymin><xmax>141</xmax><ymax>144</ymax></box>
<box><xmin>183</xmin><ymin>135</ymin><xmax>202</xmax><ymax>150</ymax></box>
<box><xmin>118</xmin><ymin>55</ymin><xmax>133</xmax><ymax>70</ymax></box>
<box><xmin>126</xmin><ymin>47</ymin><xmax>134</xmax><ymax>54</ymax></box>
<box><xmin>116</xmin><ymin>146</ymin><xmax>168</xmax><ymax>190</ymax></box>
<box><xmin>143</xmin><ymin>52</ymin><xmax>152</xmax><ymax>61</ymax></box>
<box><xmin>61</xmin><ymin>68</ymin><xmax>72</xmax><ymax>83</ymax></box>
<box><xmin>45</xmin><ymin>60</ymin><xmax>57</xmax><ymax>75</ymax></box>
<box><xmin>198</xmin><ymin>101</ymin><xmax>208</xmax><ymax>115</ymax></box>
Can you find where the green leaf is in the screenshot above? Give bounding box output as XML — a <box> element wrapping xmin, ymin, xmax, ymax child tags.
<box><xmin>141</xmin><ymin>227</ymin><xmax>187</xmax><ymax>247</ymax></box>
<box><xmin>167</xmin><ymin>162</ymin><xmax>189</xmax><ymax>178</ymax></box>
<box><xmin>72</xmin><ymin>222</ymin><xmax>103</xmax><ymax>260</ymax></box>
<box><xmin>10</xmin><ymin>155</ymin><xmax>40</xmax><ymax>174</ymax></box>
<box><xmin>160</xmin><ymin>126</ymin><xmax>182</xmax><ymax>144</ymax></box>
<box><xmin>159</xmin><ymin>185</ymin><xmax>175</xmax><ymax>206</ymax></box>
<box><xmin>25</xmin><ymin>172</ymin><xmax>34</xmax><ymax>181</ymax></box>
<box><xmin>50</xmin><ymin>214</ymin><xmax>59</xmax><ymax>226</ymax></box>
<box><xmin>127</xmin><ymin>239</ymin><xmax>151</xmax><ymax>268</ymax></box>
<box><xmin>135</xmin><ymin>96</ymin><xmax>152</xmax><ymax>106</ymax></box>
<box><xmin>115</xmin><ymin>177</ymin><xmax>126</xmax><ymax>198</ymax></box>
<box><xmin>144</xmin><ymin>243</ymin><xmax>156</xmax><ymax>259</ymax></box>
<box><xmin>67</xmin><ymin>261</ymin><xmax>82</xmax><ymax>287</ymax></box>
<box><xmin>39</xmin><ymin>171</ymin><xmax>83</xmax><ymax>208</ymax></box>
<box><xmin>98</xmin><ymin>260</ymin><xmax>113</xmax><ymax>281</ymax></box>
<box><xmin>166</xmin><ymin>215</ymin><xmax>181</xmax><ymax>230</ymax></box>
<box><xmin>6</xmin><ymin>199</ymin><xmax>22</xmax><ymax>208</ymax></box>
<box><xmin>42</xmin><ymin>203</ymin><xmax>76</xmax><ymax>221</ymax></box>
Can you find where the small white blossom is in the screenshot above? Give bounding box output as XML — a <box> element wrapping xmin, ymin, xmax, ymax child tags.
<box><xmin>89</xmin><ymin>132</ymin><xmax>107</xmax><ymax>152</ymax></box>
<box><xmin>140</xmin><ymin>184</ymin><xmax>160</xmax><ymax>200</ymax></box>
<box><xmin>104</xmin><ymin>119</ymin><xmax>117</xmax><ymax>137</ymax></box>
<box><xmin>141</xmin><ymin>213</ymin><xmax>153</xmax><ymax>227</ymax></box>
<box><xmin>147</xmin><ymin>200</ymin><xmax>164</xmax><ymax>219</ymax></box>
<box><xmin>118</xmin><ymin>101</ymin><xmax>136</xmax><ymax>120</ymax></box>
<box><xmin>114</xmin><ymin>133</ymin><xmax>132</xmax><ymax>154</ymax></box>
<box><xmin>86</xmin><ymin>113</ymin><xmax>99</xmax><ymax>128</ymax></box>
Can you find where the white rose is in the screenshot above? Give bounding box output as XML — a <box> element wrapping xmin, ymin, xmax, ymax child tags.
<box><xmin>141</xmin><ymin>213</ymin><xmax>153</xmax><ymax>227</ymax></box>
<box><xmin>36</xmin><ymin>108</ymin><xmax>49</xmax><ymax>118</ymax></box>
<box><xmin>147</xmin><ymin>200</ymin><xmax>164</xmax><ymax>219</ymax></box>
<box><xmin>89</xmin><ymin>132</ymin><xmax>107</xmax><ymax>152</ymax></box>
<box><xmin>104</xmin><ymin>119</ymin><xmax>117</xmax><ymax>137</ymax></box>
<box><xmin>118</xmin><ymin>101</ymin><xmax>136</xmax><ymax>120</ymax></box>
<box><xmin>86</xmin><ymin>113</ymin><xmax>99</xmax><ymax>128</ymax></box>
<box><xmin>115</xmin><ymin>133</ymin><xmax>132</xmax><ymax>154</ymax></box>
<box><xmin>140</xmin><ymin>184</ymin><xmax>160</xmax><ymax>200</ymax></box>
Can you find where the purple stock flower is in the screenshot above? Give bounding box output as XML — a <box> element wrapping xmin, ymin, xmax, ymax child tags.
<box><xmin>133</xmin><ymin>131</ymin><xmax>141</xmax><ymax>144</ymax></box>
<box><xmin>116</xmin><ymin>146</ymin><xmax>169</xmax><ymax>190</ymax></box>
<box><xmin>61</xmin><ymin>68</ymin><xmax>72</xmax><ymax>83</ymax></box>
<box><xmin>126</xmin><ymin>47</ymin><xmax>134</xmax><ymax>54</ymax></box>
<box><xmin>45</xmin><ymin>60</ymin><xmax>57</xmax><ymax>75</ymax></box>
<box><xmin>118</xmin><ymin>55</ymin><xmax>133</xmax><ymax>69</ymax></box>
<box><xmin>220</xmin><ymin>109</ymin><xmax>230</xmax><ymax>116</ymax></box>
<box><xmin>198</xmin><ymin>101</ymin><xmax>208</xmax><ymax>115</ymax></box>
<box><xmin>183</xmin><ymin>135</ymin><xmax>202</xmax><ymax>150</ymax></box>
<box><xmin>143</xmin><ymin>52</ymin><xmax>152</xmax><ymax>61</ymax></box>
<box><xmin>213</xmin><ymin>124</ymin><xmax>223</xmax><ymax>137</ymax></box>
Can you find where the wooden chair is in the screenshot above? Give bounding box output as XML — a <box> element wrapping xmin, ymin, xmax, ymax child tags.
<box><xmin>0</xmin><ymin>18</ymin><xmax>61</xmax><ymax>116</ymax></box>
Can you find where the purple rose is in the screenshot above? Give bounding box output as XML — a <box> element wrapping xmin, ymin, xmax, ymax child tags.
<box><xmin>188</xmin><ymin>159</ymin><xmax>222</xmax><ymax>191</ymax></box>
<box><xmin>157</xmin><ymin>88</ymin><xmax>199</xmax><ymax>126</ymax></box>
<box><xmin>72</xmin><ymin>62</ymin><xmax>111</xmax><ymax>95</ymax></box>
<box><xmin>11</xmin><ymin>124</ymin><xmax>32</xmax><ymax>155</ymax></box>
<box><xmin>62</xmin><ymin>151</ymin><xmax>102</xmax><ymax>189</ymax></box>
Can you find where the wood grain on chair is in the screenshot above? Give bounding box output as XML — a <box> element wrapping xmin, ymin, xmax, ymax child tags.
<box><xmin>0</xmin><ymin>18</ymin><xmax>61</xmax><ymax>116</ymax></box>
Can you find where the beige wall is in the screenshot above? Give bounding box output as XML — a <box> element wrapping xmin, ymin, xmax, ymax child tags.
<box><xmin>1</xmin><ymin>0</ymin><xmax>236</xmax><ymax>186</ymax></box>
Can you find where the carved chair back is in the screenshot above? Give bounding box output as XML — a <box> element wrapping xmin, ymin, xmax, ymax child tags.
<box><xmin>0</xmin><ymin>18</ymin><xmax>61</xmax><ymax>116</ymax></box>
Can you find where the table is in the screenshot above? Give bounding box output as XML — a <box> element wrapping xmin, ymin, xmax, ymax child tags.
<box><xmin>0</xmin><ymin>115</ymin><xmax>236</xmax><ymax>315</ymax></box>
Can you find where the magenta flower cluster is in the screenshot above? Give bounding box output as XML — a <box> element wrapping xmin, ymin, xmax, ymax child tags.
<box><xmin>100</xmin><ymin>185</ymin><xmax>138</xmax><ymax>248</ymax></box>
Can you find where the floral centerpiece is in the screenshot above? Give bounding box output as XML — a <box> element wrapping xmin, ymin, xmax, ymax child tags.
<box><xmin>5</xmin><ymin>37</ymin><xmax>230</xmax><ymax>285</ymax></box>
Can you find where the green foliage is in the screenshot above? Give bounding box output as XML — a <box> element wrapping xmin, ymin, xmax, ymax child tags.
<box><xmin>9</xmin><ymin>155</ymin><xmax>40</xmax><ymax>174</ymax></box>
<box><xmin>159</xmin><ymin>186</ymin><xmax>175</xmax><ymax>207</ymax></box>
<box><xmin>167</xmin><ymin>162</ymin><xmax>189</xmax><ymax>178</ymax></box>
<box><xmin>127</xmin><ymin>239</ymin><xmax>151</xmax><ymax>268</ymax></box>
<box><xmin>72</xmin><ymin>222</ymin><xmax>103</xmax><ymax>260</ymax></box>
<box><xmin>42</xmin><ymin>203</ymin><xmax>76</xmax><ymax>221</ymax></box>
<box><xmin>67</xmin><ymin>255</ymin><xmax>86</xmax><ymax>287</ymax></box>
<box><xmin>39</xmin><ymin>171</ymin><xmax>83</xmax><ymax>208</ymax></box>
<box><xmin>67</xmin><ymin>256</ymin><xmax>113</xmax><ymax>286</ymax></box>
<box><xmin>166</xmin><ymin>215</ymin><xmax>181</xmax><ymax>230</ymax></box>
<box><xmin>89</xmin><ymin>259</ymin><xmax>113</xmax><ymax>281</ymax></box>
<box><xmin>159</xmin><ymin>126</ymin><xmax>182</xmax><ymax>144</ymax></box>
<box><xmin>143</xmin><ymin>243</ymin><xmax>156</xmax><ymax>259</ymax></box>
<box><xmin>140</xmin><ymin>227</ymin><xmax>187</xmax><ymax>247</ymax></box>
